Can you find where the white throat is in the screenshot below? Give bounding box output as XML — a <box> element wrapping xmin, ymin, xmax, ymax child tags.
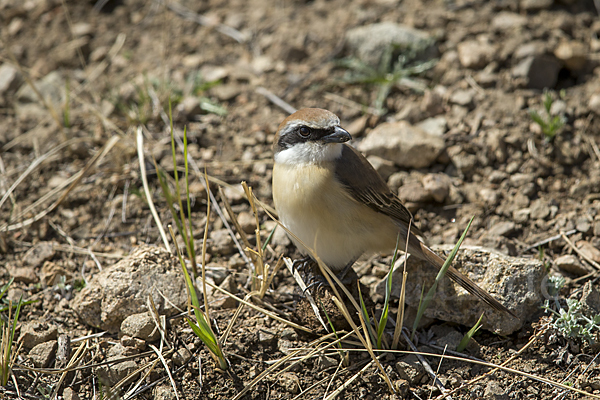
<box><xmin>275</xmin><ymin>142</ymin><xmax>343</xmax><ymax>165</ymax></box>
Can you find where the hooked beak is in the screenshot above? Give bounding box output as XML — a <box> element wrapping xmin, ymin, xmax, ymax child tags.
<box><xmin>322</xmin><ymin>126</ymin><xmax>352</xmax><ymax>143</ymax></box>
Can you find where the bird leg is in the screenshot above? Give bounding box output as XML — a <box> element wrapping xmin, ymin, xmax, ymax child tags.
<box><xmin>336</xmin><ymin>259</ymin><xmax>357</xmax><ymax>281</ymax></box>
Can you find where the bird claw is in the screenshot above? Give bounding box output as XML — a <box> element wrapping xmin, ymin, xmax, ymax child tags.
<box><xmin>302</xmin><ymin>274</ymin><xmax>329</xmax><ymax>295</ymax></box>
<box><xmin>292</xmin><ymin>256</ymin><xmax>314</xmax><ymax>275</ymax></box>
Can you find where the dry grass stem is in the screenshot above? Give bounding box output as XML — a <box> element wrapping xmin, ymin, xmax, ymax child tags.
<box><xmin>149</xmin><ymin>344</ymin><xmax>180</xmax><ymax>400</ymax></box>
<box><xmin>231</xmin><ymin>332</ymin><xmax>339</xmax><ymax>400</ymax></box>
<box><xmin>2</xmin><ymin>135</ymin><xmax>120</xmax><ymax>231</ymax></box>
<box><xmin>324</xmin><ymin>359</ymin><xmax>375</xmax><ymax>400</ymax></box>
<box><xmin>136</xmin><ymin>126</ymin><xmax>170</xmax><ymax>251</ymax></box>
<box><xmin>402</xmin><ymin>330</ymin><xmax>451</xmax><ymax>398</ymax></box>
<box><xmin>205</xmin><ymin>279</ymin><xmax>312</xmax><ymax>333</ymax></box>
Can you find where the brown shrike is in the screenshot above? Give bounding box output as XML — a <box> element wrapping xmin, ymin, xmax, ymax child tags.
<box><xmin>272</xmin><ymin>108</ymin><xmax>512</xmax><ymax>315</ymax></box>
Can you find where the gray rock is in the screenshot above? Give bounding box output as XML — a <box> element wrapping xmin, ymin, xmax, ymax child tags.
<box><xmin>172</xmin><ymin>347</ymin><xmax>192</xmax><ymax>366</ymax></box>
<box><xmin>358</xmin><ymin>121</ymin><xmax>445</xmax><ymax>168</ymax></box>
<box><xmin>210</xmin><ymin>84</ymin><xmax>241</xmax><ymax>101</ymax></box>
<box><xmin>267</xmin><ymin>221</ymin><xmax>291</xmax><ymax>247</ymax></box>
<box><xmin>205</xmin><ymin>263</ymin><xmax>228</xmax><ymax>285</ymax></box>
<box><xmin>521</xmin><ymin>0</ymin><xmax>554</xmax><ymax>10</ymax></box>
<box><xmin>554</xmin><ymin>255</ymin><xmax>589</xmax><ymax>276</ymax></box>
<box><xmin>576</xmin><ymin>216</ymin><xmax>592</xmax><ymax>234</ymax></box>
<box><xmin>345</xmin><ymin>23</ymin><xmax>436</xmax><ymax>68</ymax></box>
<box><xmin>7</xmin><ymin>264</ymin><xmax>37</xmax><ymax>284</ymax></box>
<box><xmin>554</xmin><ymin>41</ymin><xmax>587</xmax><ymax>72</ymax></box>
<box><xmin>491</xmin><ymin>12</ymin><xmax>527</xmax><ymax>30</ymax></box>
<box><xmin>488</xmin><ymin>170</ymin><xmax>508</xmax><ymax>184</ymax></box>
<box><xmin>421</xmin><ymin>174</ymin><xmax>450</xmax><ymax>203</ymax></box>
<box><xmin>416</xmin><ymin>116</ymin><xmax>447</xmax><ymax>136</ymax></box>
<box><xmin>589</xmin><ymin>94</ymin><xmax>600</xmax><ymax>115</ymax></box>
<box><xmin>23</xmin><ymin>241</ymin><xmax>55</xmax><ymax>267</ymax></box>
<box><xmin>513</xmin><ymin>208</ymin><xmax>530</xmax><ymax>223</ymax></box>
<box><xmin>29</xmin><ymin>340</ymin><xmax>58</xmax><ymax>368</ymax></box>
<box><xmin>577</xmin><ymin>241</ymin><xmax>600</xmax><ymax>263</ymax></box>
<box><xmin>367</xmin><ymin>155</ymin><xmax>397</xmax><ymax>181</ymax></box>
<box><xmin>19</xmin><ymin>322</ymin><xmax>58</xmax><ymax>349</ymax></box>
<box><xmin>120</xmin><ymin>312</ymin><xmax>160</xmax><ymax>342</ymax></box>
<box><xmin>210</xmin><ymin>229</ymin><xmax>234</xmax><ymax>255</ymax></box>
<box><xmin>211</xmin><ymin>274</ymin><xmax>238</xmax><ymax>309</ymax></box>
<box><xmin>398</xmin><ymin>182</ymin><xmax>432</xmax><ymax>203</ymax></box>
<box><xmin>63</xmin><ymin>388</ymin><xmax>79</xmax><ymax>400</ymax></box>
<box><xmin>479</xmin><ymin>188</ymin><xmax>499</xmax><ymax>206</ymax></box>
<box><xmin>154</xmin><ymin>385</ymin><xmax>177</xmax><ymax>400</ymax></box>
<box><xmin>512</xmin><ymin>55</ymin><xmax>560</xmax><ymax>90</ymax></box>
<box><xmin>486</xmin><ymin>221</ymin><xmax>516</xmax><ymax>238</ymax></box>
<box><xmin>176</xmin><ymin>96</ymin><xmax>201</xmax><ymax>117</ymax></box>
<box><xmin>374</xmin><ymin>245</ymin><xmax>545</xmax><ymax>334</ymax></box>
<box><xmin>237</xmin><ymin>211</ymin><xmax>256</xmax><ymax>234</ymax></box>
<box><xmin>278</xmin><ymin>372</ymin><xmax>301</xmax><ymax>394</ymax></box>
<box><xmin>484</xmin><ymin>380</ymin><xmax>508</xmax><ymax>400</ymax></box>
<box><xmin>73</xmin><ymin>245</ymin><xmax>188</xmax><ymax>333</ymax></box>
<box><xmin>581</xmin><ymin>281</ymin><xmax>600</xmax><ymax>315</ymax></box>
<box><xmin>457</xmin><ymin>40</ymin><xmax>495</xmax><ymax>69</ymax></box>
<box><xmin>395</xmin><ymin>355</ymin><xmax>426</xmax><ymax>384</ymax></box>
<box><xmin>514</xmin><ymin>41</ymin><xmax>547</xmax><ymax>59</ymax></box>
<box><xmin>0</xmin><ymin>63</ymin><xmax>21</xmax><ymax>95</ymax></box>
<box><xmin>436</xmin><ymin>330</ymin><xmax>463</xmax><ymax>351</ymax></box>
<box><xmin>258</xmin><ymin>328</ymin><xmax>276</xmax><ymax>344</ymax></box>
<box><xmin>530</xmin><ymin>199</ymin><xmax>550</xmax><ymax>220</ymax></box>
<box><xmin>280</xmin><ymin>327</ymin><xmax>298</xmax><ymax>341</ymax></box>
<box><xmin>97</xmin><ymin>357</ymin><xmax>139</xmax><ymax>386</ymax></box>
<box><xmin>509</xmin><ymin>173</ymin><xmax>534</xmax><ymax>187</ymax></box>
<box><xmin>449</xmin><ymin>89</ymin><xmax>475</xmax><ymax>108</ymax></box>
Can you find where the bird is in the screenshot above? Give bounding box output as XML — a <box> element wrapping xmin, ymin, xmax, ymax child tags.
<box><xmin>272</xmin><ymin>107</ymin><xmax>513</xmax><ymax>316</ymax></box>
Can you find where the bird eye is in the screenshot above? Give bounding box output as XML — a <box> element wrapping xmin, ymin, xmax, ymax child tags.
<box><xmin>299</xmin><ymin>126</ymin><xmax>310</xmax><ymax>137</ymax></box>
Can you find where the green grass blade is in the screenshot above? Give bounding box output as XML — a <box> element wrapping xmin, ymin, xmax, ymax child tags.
<box><xmin>358</xmin><ymin>284</ymin><xmax>377</xmax><ymax>347</ymax></box>
<box><xmin>411</xmin><ymin>216</ymin><xmax>474</xmax><ymax>340</ymax></box>
<box><xmin>0</xmin><ymin>277</ymin><xmax>14</xmax><ymax>299</ymax></box>
<box><xmin>457</xmin><ymin>312</ymin><xmax>484</xmax><ymax>352</ymax></box>
<box><xmin>376</xmin><ymin>234</ymin><xmax>401</xmax><ymax>348</ymax></box>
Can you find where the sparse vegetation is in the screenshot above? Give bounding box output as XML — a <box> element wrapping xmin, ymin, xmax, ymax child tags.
<box><xmin>337</xmin><ymin>42</ymin><xmax>437</xmax><ymax>115</ymax></box>
<box><xmin>529</xmin><ymin>90</ymin><xmax>566</xmax><ymax>142</ymax></box>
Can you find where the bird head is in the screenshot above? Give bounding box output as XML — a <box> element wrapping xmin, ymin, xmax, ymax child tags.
<box><xmin>273</xmin><ymin>108</ymin><xmax>352</xmax><ymax>165</ymax></box>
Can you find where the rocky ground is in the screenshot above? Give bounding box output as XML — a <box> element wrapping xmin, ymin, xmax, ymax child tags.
<box><xmin>2</xmin><ymin>0</ymin><xmax>600</xmax><ymax>399</ymax></box>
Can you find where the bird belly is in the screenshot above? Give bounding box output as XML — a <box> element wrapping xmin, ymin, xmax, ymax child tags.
<box><xmin>273</xmin><ymin>163</ymin><xmax>398</xmax><ymax>270</ymax></box>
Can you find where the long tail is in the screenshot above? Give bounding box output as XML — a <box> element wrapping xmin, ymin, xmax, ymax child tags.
<box><xmin>414</xmin><ymin>239</ymin><xmax>516</xmax><ymax>318</ymax></box>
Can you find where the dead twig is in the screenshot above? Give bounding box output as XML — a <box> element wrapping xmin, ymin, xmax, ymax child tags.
<box><xmin>561</xmin><ymin>230</ymin><xmax>600</xmax><ymax>271</ymax></box>
<box><xmin>522</xmin><ymin>229</ymin><xmax>577</xmax><ymax>253</ymax></box>
<box><xmin>256</xmin><ymin>87</ymin><xmax>297</xmax><ymax>115</ymax></box>
<box><xmin>162</xmin><ymin>0</ymin><xmax>248</xmax><ymax>43</ymax></box>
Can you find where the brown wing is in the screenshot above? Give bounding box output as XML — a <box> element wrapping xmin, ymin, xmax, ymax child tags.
<box><xmin>334</xmin><ymin>144</ymin><xmax>423</xmax><ymax>237</ymax></box>
<box><xmin>335</xmin><ymin>145</ymin><xmax>515</xmax><ymax>317</ymax></box>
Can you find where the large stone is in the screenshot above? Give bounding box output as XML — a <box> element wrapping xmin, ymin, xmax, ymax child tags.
<box><xmin>29</xmin><ymin>340</ymin><xmax>58</xmax><ymax>368</ymax></box>
<box><xmin>345</xmin><ymin>23</ymin><xmax>436</xmax><ymax>68</ymax></box>
<box><xmin>373</xmin><ymin>245</ymin><xmax>546</xmax><ymax>335</ymax></box>
<box><xmin>358</xmin><ymin>121</ymin><xmax>445</xmax><ymax>168</ymax></box>
<box><xmin>73</xmin><ymin>245</ymin><xmax>188</xmax><ymax>333</ymax></box>
<box><xmin>512</xmin><ymin>55</ymin><xmax>560</xmax><ymax>90</ymax></box>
